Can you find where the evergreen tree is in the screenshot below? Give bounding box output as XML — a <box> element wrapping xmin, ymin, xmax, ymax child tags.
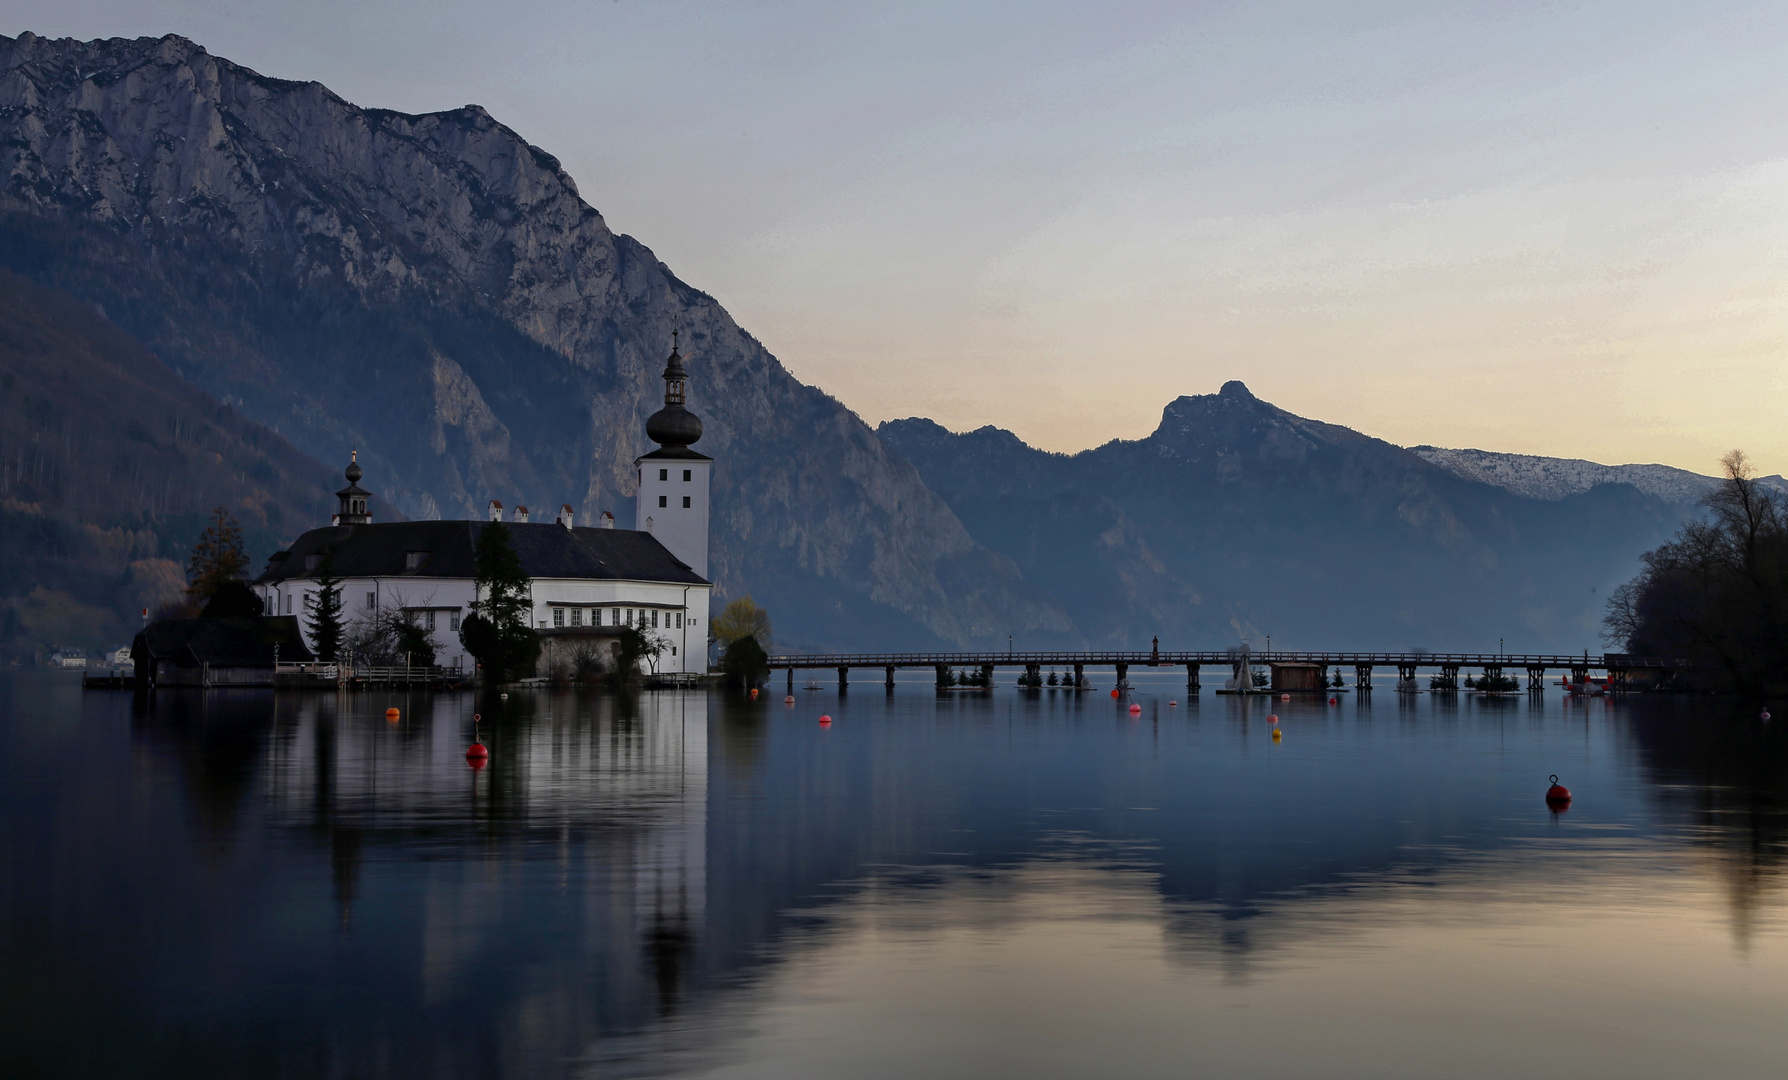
<box><xmin>187</xmin><ymin>506</ymin><xmax>249</xmax><ymax>602</ymax></box>
<box><xmin>305</xmin><ymin>554</ymin><xmax>345</xmax><ymax>663</ymax></box>
<box><xmin>461</xmin><ymin>522</ymin><xmax>540</xmax><ymax>682</ymax></box>
<box><xmin>721</xmin><ymin>634</ymin><xmax>769</xmax><ymax>691</ymax></box>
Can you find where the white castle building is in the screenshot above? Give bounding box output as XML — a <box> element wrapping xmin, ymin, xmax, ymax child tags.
<box><xmin>253</xmin><ymin>337</ymin><xmax>713</xmax><ymax>675</ymax></box>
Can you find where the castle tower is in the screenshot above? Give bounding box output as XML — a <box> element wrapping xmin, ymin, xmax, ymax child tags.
<box><xmin>635</xmin><ymin>332</ymin><xmax>711</xmax><ymax>577</ymax></box>
<box><xmin>335</xmin><ymin>450</ymin><xmax>372</xmax><ymax>526</ymax></box>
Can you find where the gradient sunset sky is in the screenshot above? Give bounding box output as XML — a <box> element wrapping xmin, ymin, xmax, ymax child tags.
<box><xmin>15</xmin><ymin>1</ymin><xmax>1788</xmax><ymax>474</ymax></box>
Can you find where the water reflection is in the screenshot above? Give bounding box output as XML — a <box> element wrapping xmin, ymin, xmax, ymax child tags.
<box><xmin>1</xmin><ymin>677</ymin><xmax>1785</xmax><ymax>1078</ymax></box>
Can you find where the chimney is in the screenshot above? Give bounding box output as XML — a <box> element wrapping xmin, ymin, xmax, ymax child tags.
<box><xmin>514</xmin><ymin>505</ymin><xmax>530</xmax><ymax>523</ymax></box>
<box><xmin>488</xmin><ymin>500</ymin><xmax>503</xmax><ymax>522</ymax></box>
<box><xmin>599</xmin><ymin>510</ymin><xmax>615</xmax><ymax>529</ymax></box>
<box><xmin>558</xmin><ymin>504</ymin><xmax>575</xmax><ymax>529</ymax></box>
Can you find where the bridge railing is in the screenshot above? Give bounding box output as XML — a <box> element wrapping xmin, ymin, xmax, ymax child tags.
<box><xmin>765</xmin><ymin>651</ymin><xmax>1693</xmax><ymax>670</ymax></box>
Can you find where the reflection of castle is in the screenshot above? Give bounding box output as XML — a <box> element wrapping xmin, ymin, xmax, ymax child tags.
<box><xmin>259</xmin><ymin>690</ymin><xmax>709</xmax><ymax>1018</ymax></box>
<box><xmin>253</xmin><ymin>336</ymin><xmax>713</xmax><ymax>674</ymax></box>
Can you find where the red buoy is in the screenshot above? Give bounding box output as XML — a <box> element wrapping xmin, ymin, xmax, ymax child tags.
<box><xmin>1329</xmin><ymin>697</ymin><xmax>1338</xmax><ymax>705</ymax></box>
<box><xmin>1267</xmin><ymin>714</ymin><xmax>1278</xmax><ymax>723</ymax></box>
<box><xmin>749</xmin><ymin>688</ymin><xmax>758</xmax><ymax>699</ymax></box>
<box><xmin>1169</xmin><ymin>700</ymin><xmax>1178</xmax><ymax>707</ymax></box>
<box><xmin>785</xmin><ymin>695</ymin><xmax>796</xmax><ymax>705</ymax></box>
<box><xmin>466</xmin><ymin>742</ymin><xmax>489</xmax><ymax>769</ymax></box>
<box><xmin>1110</xmin><ymin>688</ymin><xmax>1120</xmax><ymax>699</ymax></box>
<box><xmin>1545</xmin><ymin>774</ymin><xmax>1572</xmax><ymax>811</ymax></box>
<box><xmin>819</xmin><ymin>715</ymin><xmax>832</xmax><ymax>726</ymax></box>
<box><xmin>1128</xmin><ymin>703</ymin><xmax>1142</xmax><ymax>714</ymax></box>
<box><xmin>1280</xmin><ymin>693</ymin><xmax>1290</xmax><ymax>702</ymax></box>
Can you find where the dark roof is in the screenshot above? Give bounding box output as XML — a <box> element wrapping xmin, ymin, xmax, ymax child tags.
<box><xmin>638</xmin><ymin>445</ymin><xmax>712</xmax><ymax>461</ymax></box>
<box><xmin>253</xmin><ymin>521</ymin><xmax>708</xmax><ymax>586</ymax></box>
<box><xmin>132</xmin><ymin>616</ymin><xmax>313</xmax><ymax>669</ymax></box>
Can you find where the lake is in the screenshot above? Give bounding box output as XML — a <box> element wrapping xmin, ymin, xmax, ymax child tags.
<box><xmin>3</xmin><ymin>670</ymin><xmax>1785</xmax><ymax>1078</ymax></box>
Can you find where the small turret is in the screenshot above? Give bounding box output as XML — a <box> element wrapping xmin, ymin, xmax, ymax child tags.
<box><xmin>335</xmin><ymin>450</ymin><xmax>372</xmax><ymax>526</ymax></box>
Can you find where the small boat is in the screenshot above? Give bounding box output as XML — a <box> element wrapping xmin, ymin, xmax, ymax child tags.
<box><xmin>804</xmin><ymin>678</ymin><xmax>823</xmax><ymax>691</ymax></box>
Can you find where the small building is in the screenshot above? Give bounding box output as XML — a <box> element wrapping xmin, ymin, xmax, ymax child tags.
<box><xmin>132</xmin><ymin>616</ymin><xmax>313</xmax><ymax>689</ymax></box>
<box><xmin>1269</xmin><ymin>662</ymin><xmax>1327</xmax><ymax>693</ymax></box>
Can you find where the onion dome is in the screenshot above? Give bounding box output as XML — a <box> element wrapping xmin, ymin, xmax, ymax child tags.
<box><xmin>646</xmin><ymin>331</ymin><xmax>703</xmax><ymax>449</ymax></box>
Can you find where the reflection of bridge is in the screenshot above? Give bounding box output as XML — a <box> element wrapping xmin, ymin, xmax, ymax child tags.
<box><xmin>765</xmin><ymin>651</ymin><xmax>1693</xmax><ymax>693</ymax></box>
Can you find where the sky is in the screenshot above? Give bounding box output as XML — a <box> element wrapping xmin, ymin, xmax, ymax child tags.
<box><xmin>7</xmin><ymin>0</ymin><xmax>1788</xmax><ymax>473</ymax></box>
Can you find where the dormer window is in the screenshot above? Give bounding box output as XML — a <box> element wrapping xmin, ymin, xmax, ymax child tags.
<box><xmin>404</xmin><ymin>551</ymin><xmax>426</xmax><ymax>571</ymax></box>
<box><xmin>304</xmin><ymin>554</ymin><xmax>321</xmax><ymax>572</ymax></box>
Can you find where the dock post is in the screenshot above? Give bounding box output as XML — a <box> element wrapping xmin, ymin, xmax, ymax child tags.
<box><xmin>1073</xmin><ymin>663</ymin><xmax>1084</xmax><ymax>689</ymax></box>
<box><xmin>1115</xmin><ymin>662</ymin><xmax>1129</xmax><ymax>689</ymax></box>
<box><xmin>1355</xmin><ymin>664</ymin><xmax>1372</xmax><ymax>690</ymax></box>
<box><xmin>1187</xmin><ymin>663</ymin><xmax>1200</xmax><ymax>692</ymax></box>
<box><xmin>837</xmin><ymin>666</ymin><xmax>849</xmax><ymax>692</ymax></box>
<box><xmin>1527</xmin><ymin>666</ymin><xmax>1544</xmax><ymax>691</ymax></box>
<box><xmin>885</xmin><ymin>665</ymin><xmax>896</xmax><ymax>691</ymax></box>
<box><xmin>787</xmin><ymin>667</ymin><xmax>795</xmax><ymax>695</ymax></box>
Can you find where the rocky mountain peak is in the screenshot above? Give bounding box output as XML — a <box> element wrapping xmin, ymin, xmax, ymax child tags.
<box><xmin>0</xmin><ymin>33</ymin><xmax>1071</xmax><ymax>648</ymax></box>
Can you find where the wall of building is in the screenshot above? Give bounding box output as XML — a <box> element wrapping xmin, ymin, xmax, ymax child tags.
<box><xmin>635</xmin><ymin>459</ymin><xmax>711</xmax><ymax>579</ymax></box>
<box><xmin>259</xmin><ymin>577</ymin><xmax>711</xmax><ymax>675</ymax></box>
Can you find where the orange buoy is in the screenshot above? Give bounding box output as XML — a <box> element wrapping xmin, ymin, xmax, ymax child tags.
<box><xmin>1128</xmin><ymin>703</ymin><xmax>1142</xmax><ymax>714</ymax></box>
<box><xmin>1545</xmin><ymin>774</ymin><xmax>1572</xmax><ymax>811</ymax></box>
<box><xmin>1271</xmin><ymin>728</ymin><xmax>1282</xmax><ymax>742</ymax></box>
<box><xmin>785</xmin><ymin>695</ymin><xmax>796</xmax><ymax>704</ymax></box>
<box><xmin>385</xmin><ymin>707</ymin><xmax>400</xmax><ymax>720</ymax></box>
<box><xmin>749</xmin><ymin>688</ymin><xmax>758</xmax><ymax>699</ymax></box>
<box><xmin>1110</xmin><ymin>688</ymin><xmax>1120</xmax><ymax>699</ymax></box>
<box><xmin>819</xmin><ymin>714</ymin><xmax>832</xmax><ymax>726</ymax></box>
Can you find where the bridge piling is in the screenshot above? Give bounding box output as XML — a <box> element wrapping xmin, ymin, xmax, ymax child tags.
<box><xmin>1355</xmin><ymin>664</ymin><xmax>1372</xmax><ymax>690</ymax></box>
<box><xmin>885</xmin><ymin>665</ymin><xmax>896</xmax><ymax>691</ymax></box>
<box><xmin>1073</xmin><ymin>663</ymin><xmax>1084</xmax><ymax>690</ymax></box>
<box><xmin>1187</xmin><ymin>664</ymin><xmax>1200</xmax><ymax>692</ymax></box>
<box><xmin>1115</xmin><ymin>662</ymin><xmax>1129</xmax><ymax>689</ymax></box>
<box><xmin>837</xmin><ymin>666</ymin><xmax>848</xmax><ymax>693</ymax></box>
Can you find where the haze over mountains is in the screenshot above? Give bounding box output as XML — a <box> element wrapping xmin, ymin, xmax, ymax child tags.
<box><xmin>0</xmin><ymin>32</ymin><xmax>1731</xmax><ymax>655</ymax></box>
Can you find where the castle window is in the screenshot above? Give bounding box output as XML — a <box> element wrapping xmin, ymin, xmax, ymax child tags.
<box><xmin>285</xmin><ymin>594</ymin><xmax>292</xmax><ymax>615</ymax></box>
<box><xmin>404</xmin><ymin>551</ymin><xmax>425</xmax><ymax>571</ymax></box>
<box><xmin>682</xmin><ymin>496</ymin><xmax>691</xmax><ymax>508</ymax></box>
<box><xmin>425</xmin><ymin>610</ymin><xmax>436</xmax><ymax>630</ymax></box>
<box><xmin>676</xmin><ymin>612</ymin><xmax>683</xmax><ymax>629</ymax></box>
<box><xmin>683</xmin><ymin>470</ymin><xmax>691</xmax><ymax>481</ymax></box>
<box><xmin>450</xmin><ymin>611</ymin><xmax>461</xmax><ymax>631</ymax></box>
<box><xmin>659</xmin><ymin>469</ymin><xmax>668</xmax><ymax>481</ymax></box>
<box><xmin>612</xmin><ymin>607</ymin><xmax>621</xmax><ymax>626</ymax></box>
<box><xmin>570</xmin><ymin>608</ymin><xmax>583</xmax><ymax>627</ymax></box>
<box><xmin>553</xmin><ymin>608</ymin><xmax>564</xmax><ymax>628</ymax></box>
<box><xmin>366</xmin><ymin>592</ymin><xmax>377</xmax><ymax>609</ymax></box>
<box><xmin>651</xmin><ymin>610</ymin><xmax>659</xmax><ymax>628</ymax></box>
<box><xmin>659</xmin><ymin>496</ymin><xmax>667</xmax><ymax>507</ymax></box>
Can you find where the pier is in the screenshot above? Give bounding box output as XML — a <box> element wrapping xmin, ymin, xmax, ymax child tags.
<box><xmin>764</xmin><ymin>650</ymin><xmax>1691</xmax><ymax>693</ymax></box>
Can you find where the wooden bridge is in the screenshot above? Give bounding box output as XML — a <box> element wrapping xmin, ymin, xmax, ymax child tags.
<box><xmin>763</xmin><ymin>650</ymin><xmax>1692</xmax><ymax>693</ymax></box>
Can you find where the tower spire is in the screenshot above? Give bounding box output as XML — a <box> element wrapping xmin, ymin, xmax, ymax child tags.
<box><xmin>335</xmin><ymin>450</ymin><xmax>372</xmax><ymax>526</ymax></box>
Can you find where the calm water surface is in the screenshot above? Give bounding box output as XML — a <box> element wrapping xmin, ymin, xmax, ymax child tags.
<box><xmin>4</xmin><ymin>671</ymin><xmax>1787</xmax><ymax>1078</ymax></box>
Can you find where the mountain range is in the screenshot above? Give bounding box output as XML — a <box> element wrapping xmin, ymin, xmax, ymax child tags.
<box><xmin>0</xmin><ymin>32</ymin><xmax>1735</xmax><ymax>654</ymax></box>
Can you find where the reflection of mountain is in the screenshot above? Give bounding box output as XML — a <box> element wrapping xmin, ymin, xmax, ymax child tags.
<box><xmin>13</xmin><ymin>685</ymin><xmax>1788</xmax><ymax>1078</ymax></box>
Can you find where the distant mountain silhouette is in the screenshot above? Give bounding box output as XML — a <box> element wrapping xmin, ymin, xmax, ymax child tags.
<box><xmin>879</xmin><ymin>381</ymin><xmax>1684</xmax><ymax>651</ymax></box>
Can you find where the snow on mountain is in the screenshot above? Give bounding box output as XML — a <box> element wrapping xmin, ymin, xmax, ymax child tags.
<box><xmin>1408</xmin><ymin>446</ymin><xmax>1788</xmax><ymax>506</ymax></box>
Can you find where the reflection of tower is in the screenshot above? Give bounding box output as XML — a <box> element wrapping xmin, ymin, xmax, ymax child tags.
<box><xmin>636</xmin><ymin>691</ymin><xmax>708</xmax><ymax>1016</ymax></box>
<box><xmin>635</xmin><ymin>333</ymin><xmax>711</xmax><ymax>577</ymax></box>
